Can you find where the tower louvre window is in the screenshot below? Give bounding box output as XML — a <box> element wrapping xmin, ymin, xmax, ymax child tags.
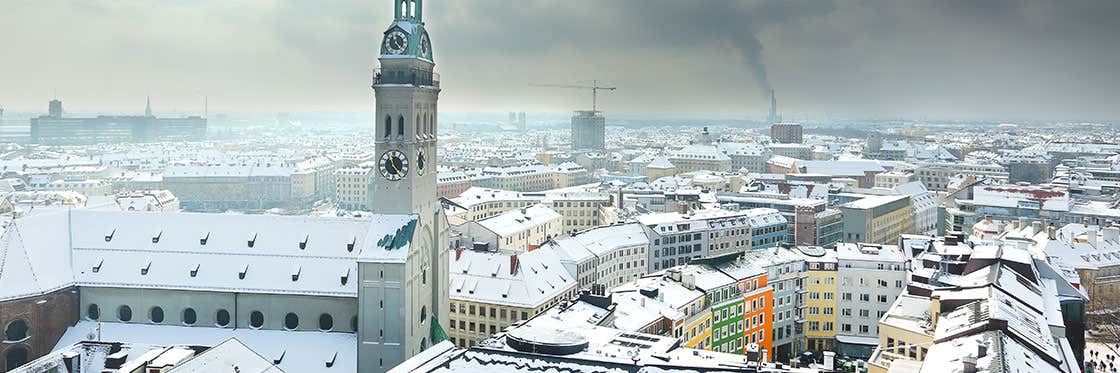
<box><xmin>383</xmin><ymin>116</ymin><xmax>392</xmax><ymax>139</ymax></box>
<box><xmin>397</xmin><ymin>115</ymin><xmax>405</xmax><ymax>139</ymax></box>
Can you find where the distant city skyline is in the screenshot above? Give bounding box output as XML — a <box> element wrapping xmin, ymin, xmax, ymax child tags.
<box><xmin>1</xmin><ymin>0</ymin><xmax>1118</xmax><ymax>121</ymax></box>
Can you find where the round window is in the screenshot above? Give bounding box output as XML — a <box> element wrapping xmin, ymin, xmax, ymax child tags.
<box><xmin>319</xmin><ymin>314</ymin><xmax>334</xmax><ymax>331</ymax></box>
<box><xmin>118</xmin><ymin>305</ymin><xmax>133</xmax><ymax>322</ymax></box>
<box><xmin>87</xmin><ymin>304</ymin><xmax>100</xmax><ymax>320</ymax></box>
<box><xmin>250</xmin><ymin>311</ymin><xmax>264</xmax><ymax>329</ymax></box>
<box><xmin>183</xmin><ymin>308</ymin><xmax>197</xmax><ymax>325</ymax></box>
<box><xmin>150</xmin><ymin>307</ymin><xmax>165</xmax><ymax>323</ymax></box>
<box><xmin>284</xmin><ymin>313</ymin><xmax>299</xmax><ymax>330</ymax></box>
<box><xmin>216</xmin><ymin>309</ymin><xmax>231</xmax><ymax>327</ymax></box>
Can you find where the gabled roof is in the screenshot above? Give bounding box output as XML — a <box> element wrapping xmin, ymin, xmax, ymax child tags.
<box><xmin>0</xmin><ymin>210</ymin><xmax>418</xmax><ymax>301</ymax></box>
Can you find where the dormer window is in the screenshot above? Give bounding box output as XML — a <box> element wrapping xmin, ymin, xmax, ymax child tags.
<box><xmin>200</xmin><ymin>232</ymin><xmax>210</xmax><ymax>245</ymax></box>
<box><xmin>341</xmin><ymin>269</ymin><xmax>350</xmax><ymax>286</ymax></box>
<box><xmin>105</xmin><ymin>229</ymin><xmax>116</xmax><ymax>242</ymax></box>
<box><xmin>299</xmin><ymin>235</ymin><xmax>309</xmax><ymax>250</ymax></box>
<box><xmin>190</xmin><ymin>264</ymin><xmax>200</xmax><ymax>278</ymax></box>
<box><xmin>140</xmin><ymin>261</ymin><xmax>152</xmax><ymax>275</ymax></box>
<box><xmin>239</xmin><ymin>264</ymin><xmax>249</xmax><ymax>280</ymax></box>
<box><xmin>248</xmin><ymin>233</ymin><xmax>257</xmax><ymax>248</ymax></box>
<box><xmin>92</xmin><ymin>259</ymin><xmax>104</xmax><ymax>273</ymax></box>
<box><xmin>292</xmin><ymin>265</ymin><xmax>302</xmax><ymax>282</ymax></box>
<box><xmin>152</xmin><ymin>230</ymin><xmax>162</xmax><ymax>244</ymax></box>
<box><xmin>347</xmin><ymin>237</ymin><xmax>356</xmax><ymax>252</ymax></box>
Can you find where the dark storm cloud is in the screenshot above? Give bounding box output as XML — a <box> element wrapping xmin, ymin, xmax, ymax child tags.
<box><xmin>0</xmin><ymin>0</ymin><xmax>1117</xmax><ymax>120</ymax></box>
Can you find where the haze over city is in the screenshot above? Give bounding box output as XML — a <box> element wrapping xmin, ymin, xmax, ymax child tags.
<box><xmin>2</xmin><ymin>0</ymin><xmax>1119</xmax><ymax>120</ymax></box>
<box><xmin>0</xmin><ymin>1</ymin><xmax>1118</xmax><ymax>373</ymax></box>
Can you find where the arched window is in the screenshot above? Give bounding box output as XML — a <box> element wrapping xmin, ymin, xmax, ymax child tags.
<box><xmin>383</xmin><ymin>115</ymin><xmax>392</xmax><ymax>139</ymax></box>
<box><xmin>216</xmin><ymin>309</ymin><xmax>231</xmax><ymax>327</ymax></box>
<box><xmin>420</xmin><ymin>337</ymin><xmax>428</xmax><ymax>350</ymax></box>
<box><xmin>118</xmin><ymin>305</ymin><xmax>133</xmax><ymax>322</ymax></box>
<box><xmin>4</xmin><ymin>320</ymin><xmax>29</xmax><ymax>341</ymax></box>
<box><xmin>5</xmin><ymin>347</ymin><xmax>28</xmax><ymax>372</ymax></box>
<box><xmin>319</xmin><ymin>314</ymin><xmax>334</xmax><ymax>331</ymax></box>
<box><xmin>397</xmin><ymin>115</ymin><xmax>405</xmax><ymax>139</ymax></box>
<box><xmin>150</xmin><ymin>307</ymin><xmax>165</xmax><ymax>323</ymax></box>
<box><xmin>416</xmin><ymin>114</ymin><xmax>422</xmax><ymax>139</ymax></box>
<box><xmin>87</xmin><ymin>304</ymin><xmax>100</xmax><ymax>320</ymax></box>
<box><xmin>182</xmin><ymin>308</ymin><xmax>197</xmax><ymax>325</ymax></box>
<box><xmin>284</xmin><ymin>313</ymin><xmax>299</xmax><ymax>330</ymax></box>
<box><xmin>250</xmin><ymin>311</ymin><xmax>264</xmax><ymax>329</ymax></box>
<box><xmin>420</xmin><ymin>306</ymin><xmax>427</xmax><ymax>325</ymax></box>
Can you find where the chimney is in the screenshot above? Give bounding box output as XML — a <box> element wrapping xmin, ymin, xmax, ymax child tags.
<box><xmin>976</xmin><ymin>340</ymin><xmax>988</xmax><ymax>358</ymax></box>
<box><xmin>930</xmin><ymin>295</ymin><xmax>941</xmax><ymax>326</ymax></box>
<box><xmin>1030</xmin><ymin>221</ymin><xmax>1043</xmax><ymax>235</ymax></box>
<box><xmin>1087</xmin><ymin>228</ymin><xmax>1099</xmax><ymax>248</ymax></box>
<box><xmin>1017</xmin><ymin>217</ymin><xmax>1027</xmax><ymax>230</ymax></box>
<box><xmin>1047</xmin><ymin>224</ymin><xmax>1057</xmax><ymax>240</ymax></box>
<box><xmin>510</xmin><ymin>254</ymin><xmax>519</xmax><ymax>275</ymax></box>
<box><xmin>962</xmin><ymin>355</ymin><xmax>978</xmax><ymax>373</ymax></box>
<box><xmin>455</xmin><ymin>247</ymin><xmax>464</xmax><ymax>261</ymax></box>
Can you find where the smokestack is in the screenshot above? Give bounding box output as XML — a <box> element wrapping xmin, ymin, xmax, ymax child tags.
<box><xmin>767</xmin><ymin>90</ymin><xmax>779</xmax><ymax>124</ymax></box>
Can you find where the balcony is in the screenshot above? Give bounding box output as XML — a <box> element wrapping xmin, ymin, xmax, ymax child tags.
<box><xmin>372</xmin><ymin>68</ymin><xmax>440</xmax><ymax>88</ymax></box>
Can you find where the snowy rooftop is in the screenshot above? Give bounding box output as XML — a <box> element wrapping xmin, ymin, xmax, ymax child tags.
<box><xmin>0</xmin><ymin>210</ymin><xmax>418</xmax><ymax>301</ymax></box>
<box><xmin>56</xmin><ymin>321</ymin><xmax>349</xmax><ymax>373</ymax></box>
<box><xmin>449</xmin><ymin>248</ymin><xmax>576</xmax><ymax>308</ymax></box>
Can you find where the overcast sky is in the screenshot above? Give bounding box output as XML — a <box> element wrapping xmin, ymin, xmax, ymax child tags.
<box><xmin>1</xmin><ymin>0</ymin><xmax>1117</xmax><ymax>121</ymax></box>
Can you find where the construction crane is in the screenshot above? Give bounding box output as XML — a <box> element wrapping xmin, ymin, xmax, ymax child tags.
<box><xmin>529</xmin><ymin>80</ymin><xmax>616</xmax><ymax>112</ymax></box>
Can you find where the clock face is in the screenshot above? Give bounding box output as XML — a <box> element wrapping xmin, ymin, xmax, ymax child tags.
<box><xmin>420</xmin><ymin>32</ymin><xmax>431</xmax><ymax>59</ymax></box>
<box><xmin>416</xmin><ymin>149</ymin><xmax>426</xmax><ymax>175</ymax></box>
<box><xmin>385</xmin><ymin>30</ymin><xmax>408</xmax><ymax>55</ymax></box>
<box><xmin>379</xmin><ymin>150</ymin><xmax>409</xmax><ymax>181</ymax></box>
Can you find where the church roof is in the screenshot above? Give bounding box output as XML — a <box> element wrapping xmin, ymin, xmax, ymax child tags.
<box><xmin>0</xmin><ymin>210</ymin><xmax>418</xmax><ymax>301</ymax></box>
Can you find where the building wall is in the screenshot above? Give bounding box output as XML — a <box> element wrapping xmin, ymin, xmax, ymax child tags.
<box><xmin>79</xmin><ymin>287</ymin><xmax>358</xmax><ymax>333</ymax></box>
<box><xmin>805</xmin><ymin>262</ymin><xmax>837</xmax><ymax>353</ymax></box>
<box><xmin>835</xmin><ymin>258</ymin><xmax>906</xmax><ymax>359</ymax></box>
<box><xmin>447</xmin><ymin>287</ymin><xmax>576</xmax><ymax>348</ymax></box>
<box><xmin>0</xmin><ymin>288</ymin><xmax>78</xmax><ymax>372</ymax></box>
<box><xmin>710</xmin><ymin>294</ymin><xmax>744</xmax><ymax>354</ymax></box>
<box><xmin>742</xmin><ymin>275</ymin><xmax>774</xmax><ymax>360</ymax></box>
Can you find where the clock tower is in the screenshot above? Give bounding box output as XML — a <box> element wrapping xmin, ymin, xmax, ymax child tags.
<box><xmin>361</xmin><ymin>0</ymin><xmax>448</xmax><ymax>371</ymax></box>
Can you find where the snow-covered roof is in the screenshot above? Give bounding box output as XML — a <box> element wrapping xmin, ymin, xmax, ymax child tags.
<box><xmin>475</xmin><ymin>204</ymin><xmax>561</xmax><ymax>238</ymax></box>
<box><xmin>57</xmin><ymin>321</ymin><xmax>350</xmax><ymax>373</ymax></box>
<box><xmin>0</xmin><ymin>210</ymin><xmax>418</xmax><ymax>301</ymax></box>
<box><xmin>449</xmin><ymin>248</ymin><xmax>576</xmax><ymax>308</ymax></box>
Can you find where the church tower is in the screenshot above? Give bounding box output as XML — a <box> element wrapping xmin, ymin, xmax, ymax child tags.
<box><xmin>360</xmin><ymin>0</ymin><xmax>448</xmax><ymax>371</ymax></box>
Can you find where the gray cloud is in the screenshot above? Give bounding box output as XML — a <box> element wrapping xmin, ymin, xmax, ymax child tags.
<box><xmin>0</xmin><ymin>0</ymin><xmax>1116</xmax><ymax>121</ymax></box>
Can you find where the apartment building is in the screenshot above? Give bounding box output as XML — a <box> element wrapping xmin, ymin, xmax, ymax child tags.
<box><xmin>913</xmin><ymin>162</ymin><xmax>1008</xmax><ymax>192</ymax></box>
<box><xmin>718</xmin><ymin>193</ymin><xmax>843</xmax><ymax>248</ymax></box>
<box><xmin>448</xmin><ymin>187</ymin><xmax>612</xmax><ymax>235</ymax></box>
<box><xmin>801</xmin><ymin>246</ymin><xmax>838</xmax><ymax>354</ymax></box>
<box><xmin>638</xmin><ymin>208</ymin><xmax>786</xmax><ymax>272</ymax></box>
<box><xmin>540</xmin><ymin>223</ymin><xmax>649</xmax><ymax>290</ymax></box>
<box><xmin>714</xmin><ymin>259</ymin><xmax>774</xmax><ymax>360</ymax></box>
<box><xmin>835</xmin><ymin>243</ymin><xmax>907</xmax><ymax>359</ymax></box>
<box><xmin>747</xmin><ymin>247</ymin><xmax>809</xmax><ymax>362</ymax></box>
<box><xmin>334</xmin><ymin>163</ymin><xmax>374</xmax><ymax>211</ymax></box>
<box><xmin>455</xmin><ymin>204</ymin><xmax>562</xmax><ymax>252</ymax></box>
<box><xmin>447</xmin><ymin>248</ymin><xmax>578</xmax><ymax>348</ymax></box>
<box><xmin>839</xmin><ymin>194</ymin><xmax>913</xmax><ymax>245</ymax></box>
